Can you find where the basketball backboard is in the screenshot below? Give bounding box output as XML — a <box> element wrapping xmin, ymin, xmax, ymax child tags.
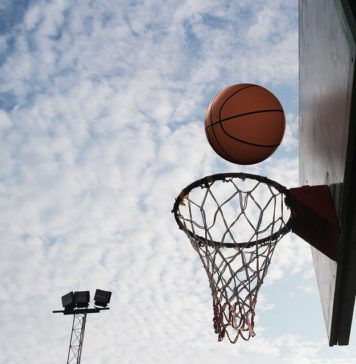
<box><xmin>299</xmin><ymin>0</ymin><xmax>356</xmax><ymax>345</ymax></box>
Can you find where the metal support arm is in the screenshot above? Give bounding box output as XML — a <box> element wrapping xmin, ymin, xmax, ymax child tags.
<box><xmin>287</xmin><ymin>185</ymin><xmax>341</xmax><ymax>261</ymax></box>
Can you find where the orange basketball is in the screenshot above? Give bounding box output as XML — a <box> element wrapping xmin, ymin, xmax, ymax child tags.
<box><xmin>205</xmin><ymin>84</ymin><xmax>285</xmax><ymax>165</ymax></box>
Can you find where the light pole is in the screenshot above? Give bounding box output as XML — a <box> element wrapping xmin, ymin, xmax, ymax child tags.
<box><xmin>53</xmin><ymin>289</ymin><xmax>112</xmax><ymax>364</ymax></box>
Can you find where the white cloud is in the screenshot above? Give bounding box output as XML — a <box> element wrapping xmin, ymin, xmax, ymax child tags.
<box><xmin>0</xmin><ymin>109</ymin><xmax>11</xmax><ymax>130</ymax></box>
<box><xmin>1</xmin><ymin>1</ymin><xmax>354</xmax><ymax>363</ymax></box>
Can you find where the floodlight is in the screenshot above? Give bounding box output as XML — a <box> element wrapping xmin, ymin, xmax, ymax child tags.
<box><xmin>54</xmin><ymin>289</ymin><xmax>112</xmax><ymax>364</ymax></box>
<box><xmin>94</xmin><ymin>289</ymin><xmax>112</xmax><ymax>307</ymax></box>
<box><xmin>62</xmin><ymin>292</ymin><xmax>75</xmax><ymax>310</ymax></box>
<box><xmin>74</xmin><ymin>291</ymin><xmax>90</xmax><ymax>308</ymax></box>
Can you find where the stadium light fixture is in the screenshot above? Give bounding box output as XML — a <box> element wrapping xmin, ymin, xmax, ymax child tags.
<box><xmin>74</xmin><ymin>291</ymin><xmax>90</xmax><ymax>308</ymax></box>
<box><xmin>54</xmin><ymin>289</ymin><xmax>112</xmax><ymax>364</ymax></box>
<box><xmin>61</xmin><ymin>292</ymin><xmax>75</xmax><ymax>311</ymax></box>
<box><xmin>94</xmin><ymin>289</ymin><xmax>112</xmax><ymax>307</ymax></box>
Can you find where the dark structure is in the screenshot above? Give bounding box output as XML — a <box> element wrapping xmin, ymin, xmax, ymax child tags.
<box><xmin>53</xmin><ymin>289</ymin><xmax>112</xmax><ymax>364</ymax></box>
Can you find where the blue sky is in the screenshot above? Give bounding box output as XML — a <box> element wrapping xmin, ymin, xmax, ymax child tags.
<box><xmin>0</xmin><ymin>0</ymin><xmax>355</xmax><ymax>363</ymax></box>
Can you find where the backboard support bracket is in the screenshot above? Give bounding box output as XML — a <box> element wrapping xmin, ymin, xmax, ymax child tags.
<box><xmin>287</xmin><ymin>185</ymin><xmax>341</xmax><ymax>261</ymax></box>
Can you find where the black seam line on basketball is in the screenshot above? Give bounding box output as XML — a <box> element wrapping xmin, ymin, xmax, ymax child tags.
<box><xmin>209</xmin><ymin>113</ymin><xmax>237</xmax><ymax>161</ymax></box>
<box><xmin>208</xmin><ymin>87</ymin><xmax>255</xmax><ymax>161</ymax></box>
<box><xmin>220</xmin><ymin>113</ymin><xmax>282</xmax><ymax>147</ymax></box>
<box><xmin>206</xmin><ymin>109</ymin><xmax>283</xmax><ymax>147</ymax></box>
<box><xmin>217</xmin><ymin>85</ymin><xmax>282</xmax><ymax>149</ymax></box>
<box><xmin>218</xmin><ymin>84</ymin><xmax>256</xmax><ymax>125</ymax></box>
<box><xmin>208</xmin><ymin>122</ymin><xmax>237</xmax><ymax>161</ymax></box>
<box><xmin>208</xmin><ymin>109</ymin><xmax>284</xmax><ymax>128</ymax></box>
<box><xmin>209</xmin><ymin>94</ymin><xmax>237</xmax><ymax>161</ymax></box>
<box><xmin>205</xmin><ymin>126</ymin><xmax>280</xmax><ymax>148</ymax></box>
<box><xmin>207</xmin><ymin>84</ymin><xmax>253</xmax><ymax>128</ymax></box>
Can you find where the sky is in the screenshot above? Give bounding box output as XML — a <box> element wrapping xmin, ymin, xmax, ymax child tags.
<box><xmin>0</xmin><ymin>0</ymin><xmax>355</xmax><ymax>363</ymax></box>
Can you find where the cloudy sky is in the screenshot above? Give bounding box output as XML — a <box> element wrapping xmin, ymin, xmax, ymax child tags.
<box><xmin>0</xmin><ymin>0</ymin><xmax>355</xmax><ymax>363</ymax></box>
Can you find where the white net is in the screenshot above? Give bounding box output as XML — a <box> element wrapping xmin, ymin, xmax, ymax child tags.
<box><xmin>173</xmin><ymin>173</ymin><xmax>291</xmax><ymax>342</ymax></box>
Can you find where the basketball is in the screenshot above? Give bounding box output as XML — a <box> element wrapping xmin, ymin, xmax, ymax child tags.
<box><xmin>205</xmin><ymin>84</ymin><xmax>285</xmax><ymax>165</ymax></box>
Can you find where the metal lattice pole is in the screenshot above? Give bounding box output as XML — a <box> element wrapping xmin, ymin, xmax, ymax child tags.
<box><xmin>66</xmin><ymin>313</ymin><xmax>87</xmax><ymax>364</ymax></box>
<box><xmin>53</xmin><ymin>289</ymin><xmax>111</xmax><ymax>363</ymax></box>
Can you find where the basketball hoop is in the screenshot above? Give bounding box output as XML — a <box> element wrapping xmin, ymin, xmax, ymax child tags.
<box><xmin>172</xmin><ymin>173</ymin><xmax>292</xmax><ymax>342</ymax></box>
<box><xmin>173</xmin><ymin>172</ymin><xmax>341</xmax><ymax>342</ymax></box>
